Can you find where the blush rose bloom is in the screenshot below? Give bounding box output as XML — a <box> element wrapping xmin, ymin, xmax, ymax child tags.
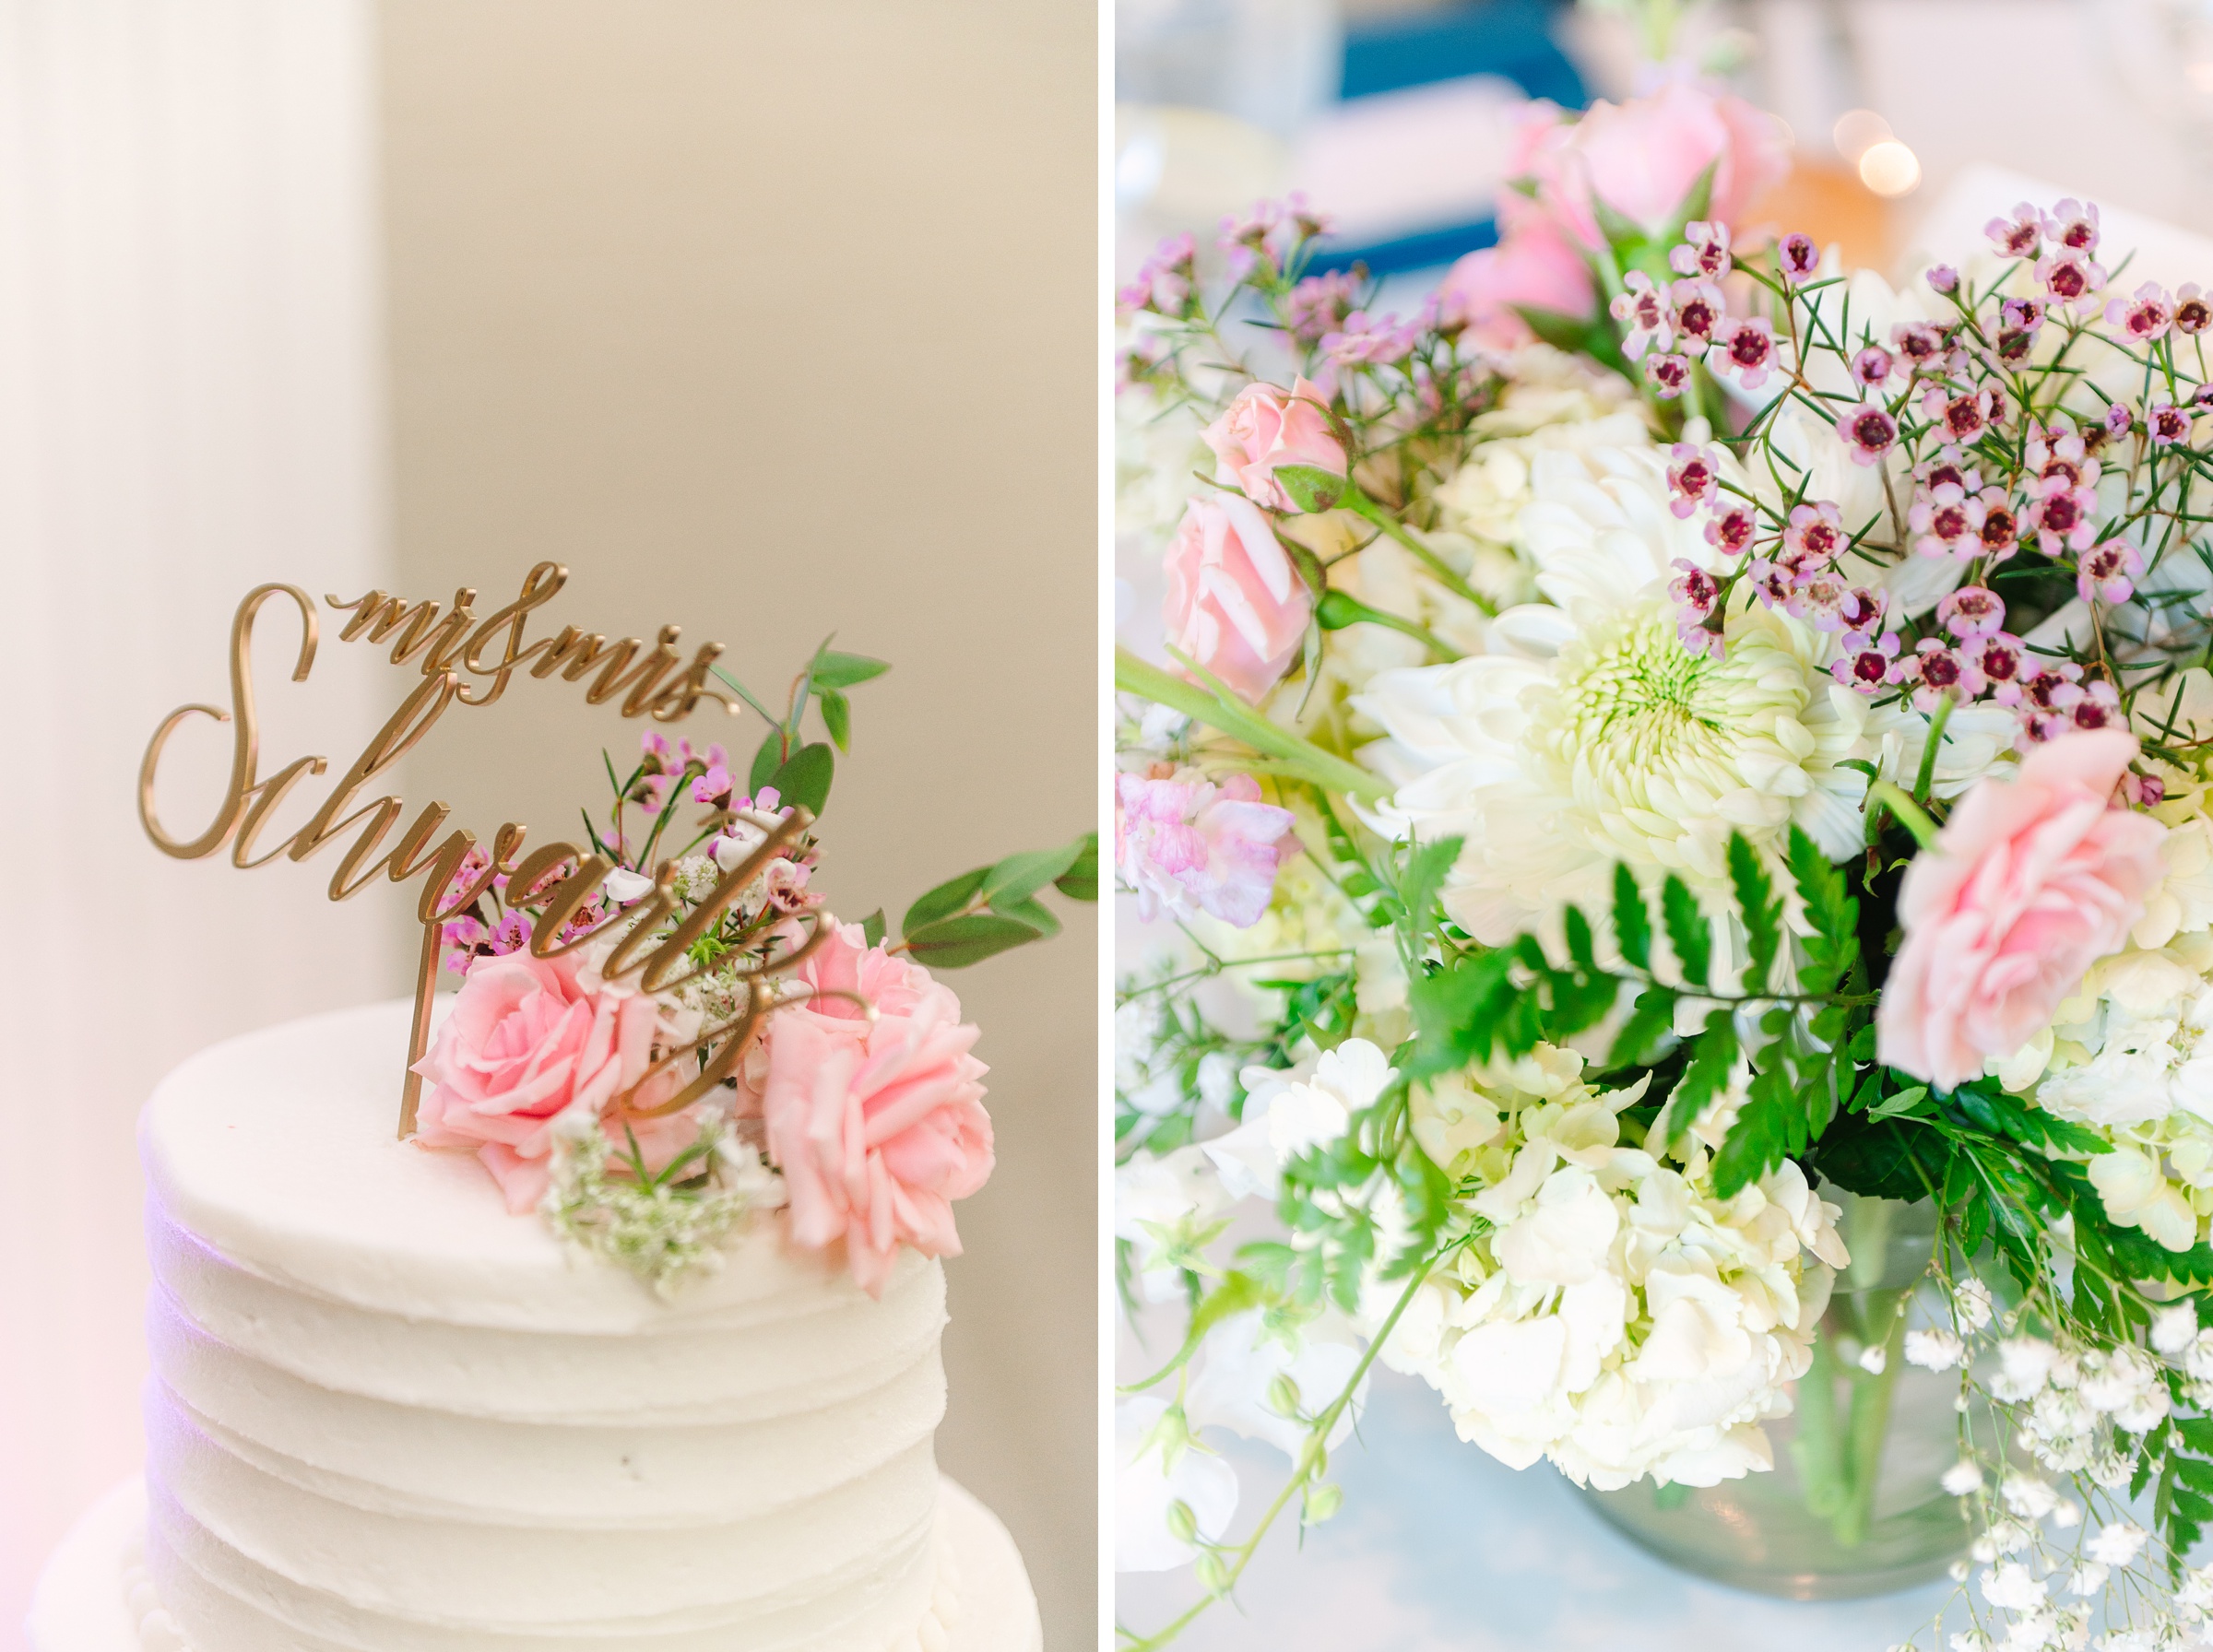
<box><xmin>411</xmin><ymin>949</ymin><xmax>698</xmax><ymax>1213</ymax></box>
<box><xmin>1878</xmin><ymin>730</ymin><xmax>2167</xmax><ymax>1091</ymax></box>
<box><xmin>1201</xmin><ymin>376</ymin><xmax>1346</xmax><ymax>513</ymax></box>
<box><xmin>1509</xmin><ymin>83</ymin><xmax>1790</xmax><ymax>251</ymax></box>
<box><xmin>1439</xmin><ymin>206</ymin><xmax>1597</xmax><ymax>349</ymax></box>
<box><xmin>759</xmin><ymin>923</ymin><xmax>993</xmax><ymax>1297</ymax></box>
<box><xmin>1162</xmin><ymin>493</ymin><xmax>1311</xmax><ymax>702</ymax></box>
<box><xmin>1116</xmin><ymin>768</ymin><xmax>1296</xmax><ymax>927</ymax></box>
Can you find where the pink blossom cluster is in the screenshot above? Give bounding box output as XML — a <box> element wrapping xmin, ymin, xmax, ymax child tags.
<box><xmin>1117</xmin><ymin>232</ymin><xmax>1197</xmax><ymax>319</ymax></box>
<box><xmin>1216</xmin><ymin>193</ymin><xmax>1333</xmax><ymax>282</ymax></box>
<box><xmin>1609</xmin><ymin>223</ymin><xmax>1783</xmax><ymax>398</ymax></box>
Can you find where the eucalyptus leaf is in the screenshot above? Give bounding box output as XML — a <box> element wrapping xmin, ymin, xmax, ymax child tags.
<box><xmin>820</xmin><ymin>688</ymin><xmax>851</xmax><ymax>753</ymax></box>
<box><xmin>767</xmin><ymin>742</ymin><xmax>834</xmax><ymax>815</ymax></box>
<box><xmin>903</xmin><ymin>867</ymin><xmax>989</xmax><ymax>937</ymax></box>
<box><xmin>858</xmin><ymin>908</ymin><xmax>886</xmax><ymax>950</ymax></box>
<box><xmin>811</xmin><ymin>649</ymin><xmax>891</xmax><ymax>689</ymax></box>
<box><xmin>904</xmin><ymin>913</ymin><xmax>1046</xmax><ymax>968</ymax></box>
<box><xmin>983</xmin><ymin>842</ymin><xmax>1086</xmax><ymax>908</ymax></box>
<box><xmin>748</xmin><ymin>731</ymin><xmax>783</xmax><ymax>795</ymax></box>
<box><xmin>1055</xmin><ymin>833</ymin><xmax>1099</xmax><ymax>901</ymax></box>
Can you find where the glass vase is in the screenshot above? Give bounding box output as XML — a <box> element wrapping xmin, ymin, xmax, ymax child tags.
<box><xmin>1580</xmin><ymin>1194</ymin><xmax>1972</xmax><ymax>1599</ymax></box>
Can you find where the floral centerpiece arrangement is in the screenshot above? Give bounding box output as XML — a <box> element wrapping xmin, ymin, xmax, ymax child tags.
<box><xmin>411</xmin><ymin>640</ymin><xmax>1095</xmax><ymax>1295</ymax></box>
<box><xmin>1116</xmin><ymin>67</ymin><xmax>2213</xmax><ymax>1652</ymax></box>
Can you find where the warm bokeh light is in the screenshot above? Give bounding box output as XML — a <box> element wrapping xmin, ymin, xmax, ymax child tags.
<box><xmin>1858</xmin><ymin>139</ymin><xmax>1922</xmax><ymax>197</ymax></box>
<box><xmin>1831</xmin><ymin>108</ymin><xmax>1892</xmax><ymax>162</ymax></box>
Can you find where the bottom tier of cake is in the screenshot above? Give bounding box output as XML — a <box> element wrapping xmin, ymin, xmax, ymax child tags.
<box><xmin>27</xmin><ymin>1478</ymin><xmax>1042</xmax><ymax>1652</ymax></box>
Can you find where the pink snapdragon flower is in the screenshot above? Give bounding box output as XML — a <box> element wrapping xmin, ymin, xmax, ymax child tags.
<box><xmin>411</xmin><ymin>949</ymin><xmax>699</xmax><ymax>1214</ymax></box>
<box><xmin>1878</xmin><ymin>731</ymin><xmax>2167</xmax><ymax>1091</ymax></box>
<box><xmin>1117</xmin><ymin>769</ymin><xmax>1295</xmax><ymax>928</ymax></box>
<box><xmin>1201</xmin><ymin>377</ymin><xmax>1347</xmax><ymax>514</ymax></box>
<box><xmin>758</xmin><ymin>924</ymin><xmax>992</xmax><ymax>1298</ymax></box>
<box><xmin>1438</xmin><ymin>208</ymin><xmax>1597</xmax><ymax>349</ymax></box>
<box><xmin>1161</xmin><ymin>494</ymin><xmax>1311</xmax><ymax>702</ymax></box>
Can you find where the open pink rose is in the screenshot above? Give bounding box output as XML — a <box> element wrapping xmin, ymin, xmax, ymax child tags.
<box><xmin>1162</xmin><ymin>493</ymin><xmax>1310</xmax><ymax>702</ymax></box>
<box><xmin>1878</xmin><ymin>730</ymin><xmax>2166</xmax><ymax>1091</ymax></box>
<box><xmin>411</xmin><ymin>950</ymin><xmax>697</xmax><ymax>1213</ymax></box>
<box><xmin>759</xmin><ymin>924</ymin><xmax>993</xmax><ymax>1296</ymax></box>
<box><xmin>1201</xmin><ymin>376</ymin><xmax>1346</xmax><ymax>513</ymax></box>
<box><xmin>1116</xmin><ymin>768</ymin><xmax>1295</xmax><ymax>927</ymax></box>
<box><xmin>1509</xmin><ymin>82</ymin><xmax>1790</xmax><ymax>252</ymax></box>
<box><xmin>1439</xmin><ymin>206</ymin><xmax>1598</xmax><ymax>349</ymax></box>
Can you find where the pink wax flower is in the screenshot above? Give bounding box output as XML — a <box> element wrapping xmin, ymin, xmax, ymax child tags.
<box><xmin>1836</xmin><ymin>403</ymin><xmax>1899</xmax><ymax>466</ymax></box>
<box><xmin>1201</xmin><ymin>377</ymin><xmax>1347</xmax><ymax>514</ymax></box>
<box><xmin>411</xmin><ymin>950</ymin><xmax>697</xmax><ymax>1214</ymax></box>
<box><xmin>1162</xmin><ymin>494</ymin><xmax>1311</xmax><ymax>702</ymax></box>
<box><xmin>758</xmin><ymin>923</ymin><xmax>992</xmax><ymax>1297</ymax></box>
<box><xmin>1507</xmin><ymin>82</ymin><xmax>1789</xmax><ymax>252</ymax></box>
<box><xmin>1877</xmin><ymin>731</ymin><xmax>2167</xmax><ymax>1092</ymax></box>
<box><xmin>1438</xmin><ymin>209</ymin><xmax>1597</xmax><ymax>350</ymax></box>
<box><xmin>1116</xmin><ymin>768</ymin><xmax>1295</xmax><ymax>928</ymax></box>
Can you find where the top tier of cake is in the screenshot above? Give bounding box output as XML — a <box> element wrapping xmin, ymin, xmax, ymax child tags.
<box><xmin>139</xmin><ymin>1000</ymin><xmax>952</xmax><ymax>1652</ymax></box>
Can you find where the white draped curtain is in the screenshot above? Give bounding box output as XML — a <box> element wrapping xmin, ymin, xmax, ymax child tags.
<box><xmin>0</xmin><ymin>1</ymin><xmax>396</xmax><ymax>1634</ymax></box>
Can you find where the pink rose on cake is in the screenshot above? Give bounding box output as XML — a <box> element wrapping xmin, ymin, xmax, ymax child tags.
<box><xmin>756</xmin><ymin>922</ymin><xmax>994</xmax><ymax>1296</ymax></box>
<box><xmin>411</xmin><ymin>948</ymin><xmax>703</xmax><ymax>1213</ymax></box>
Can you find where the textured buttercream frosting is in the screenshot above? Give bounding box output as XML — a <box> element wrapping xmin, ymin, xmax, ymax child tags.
<box><xmin>138</xmin><ymin>999</ymin><xmax>959</xmax><ymax>1651</ymax></box>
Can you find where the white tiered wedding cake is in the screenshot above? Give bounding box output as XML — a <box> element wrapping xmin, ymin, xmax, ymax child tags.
<box><xmin>28</xmin><ymin>1002</ymin><xmax>1041</xmax><ymax>1652</ymax></box>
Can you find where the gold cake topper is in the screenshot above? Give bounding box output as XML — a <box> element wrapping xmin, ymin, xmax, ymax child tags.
<box><xmin>138</xmin><ymin>563</ymin><xmax>826</xmax><ymax>1137</ymax></box>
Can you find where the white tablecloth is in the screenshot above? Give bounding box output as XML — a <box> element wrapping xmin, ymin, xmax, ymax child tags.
<box><xmin>1118</xmin><ymin>1372</ymin><xmax>1965</xmax><ymax>1652</ymax></box>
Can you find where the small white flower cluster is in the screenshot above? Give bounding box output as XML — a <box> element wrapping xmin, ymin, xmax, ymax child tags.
<box><xmin>1365</xmin><ymin>1043</ymin><xmax>1848</xmax><ymax>1490</ymax></box>
<box><xmin>1905</xmin><ymin>1295</ymin><xmax>2213</xmax><ymax>1652</ymax></box>
<box><xmin>538</xmin><ymin>1106</ymin><xmax>782</xmax><ymax>1298</ymax></box>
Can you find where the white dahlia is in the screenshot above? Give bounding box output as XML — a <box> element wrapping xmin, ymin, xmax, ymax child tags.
<box><xmin>1353</xmin><ymin>439</ymin><xmax>2009</xmax><ymax>950</ymax></box>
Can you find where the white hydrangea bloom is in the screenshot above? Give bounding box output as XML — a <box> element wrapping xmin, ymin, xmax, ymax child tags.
<box><xmin>1357</xmin><ymin>1042</ymin><xmax>1845</xmax><ymax>1491</ymax></box>
<box><xmin>1352</xmin><ymin>439</ymin><xmax>2010</xmax><ymax>950</ymax></box>
<box><xmin>1201</xmin><ymin>1040</ymin><xmax>1394</xmax><ymax>1201</ymax></box>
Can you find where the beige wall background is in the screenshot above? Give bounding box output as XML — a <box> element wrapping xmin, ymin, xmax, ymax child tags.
<box><xmin>375</xmin><ymin>2</ymin><xmax>1097</xmax><ymax>1645</ymax></box>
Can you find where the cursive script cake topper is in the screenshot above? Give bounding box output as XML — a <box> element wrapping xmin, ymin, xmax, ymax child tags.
<box><xmin>136</xmin><ymin>562</ymin><xmax>834</xmax><ymax>1137</ymax></box>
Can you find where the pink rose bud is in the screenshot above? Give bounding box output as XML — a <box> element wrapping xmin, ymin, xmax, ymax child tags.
<box><xmin>1162</xmin><ymin>494</ymin><xmax>1313</xmax><ymax>702</ymax></box>
<box><xmin>1201</xmin><ymin>376</ymin><xmax>1348</xmax><ymax>514</ymax></box>
<box><xmin>1877</xmin><ymin>730</ymin><xmax>2167</xmax><ymax>1092</ymax></box>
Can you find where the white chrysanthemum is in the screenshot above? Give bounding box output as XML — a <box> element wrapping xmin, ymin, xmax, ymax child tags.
<box><xmin>1362</xmin><ymin>1041</ymin><xmax>1847</xmax><ymax>1491</ymax></box>
<box><xmin>1353</xmin><ymin>440</ymin><xmax>2007</xmax><ymax>948</ymax></box>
